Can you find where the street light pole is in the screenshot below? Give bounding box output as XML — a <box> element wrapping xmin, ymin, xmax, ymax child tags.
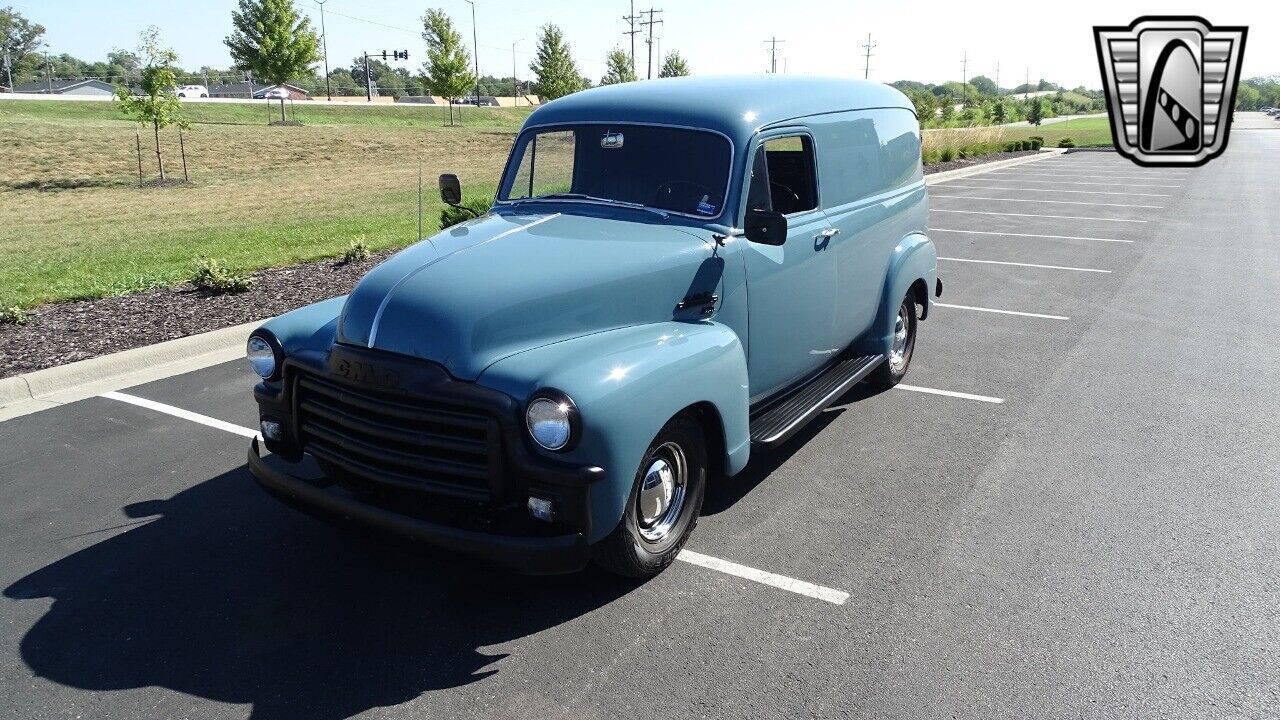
<box><xmin>316</xmin><ymin>0</ymin><xmax>331</xmax><ymax>101</ymax></box>
<box><xmin>512</xmin><ymin>39</ymin><xmax>522</xmax><ymax>106</ymax></box>
<box><xmin>464</xmin><ymin>0</ymin><xmax>480</xmax><ymax>103</ymax></box>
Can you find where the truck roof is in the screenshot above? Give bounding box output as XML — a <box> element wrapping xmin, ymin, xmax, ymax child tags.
<box><xmin>525</xmin><ymin>75</ymin><xmax>916</xmax><ymax>146</ymax></box>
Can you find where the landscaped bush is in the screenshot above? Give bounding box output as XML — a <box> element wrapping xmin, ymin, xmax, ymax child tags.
<box><xmin>342</xmin><ymin>238</ymin><xmax>370</xmax><ymax>263</ymax></box>
<box><xmin>940</xmin><ymin>147</ymin><xmax>957</xmax><ymax>162</ymax></box>
<box><xmin>440</xmin><ymin>196</ymin><xmax>493</xmax><ymax>230</ymax></box>
<box><xmin>1029</xmin><ymin>135</ymin><xmax>1044</xmax><ymax>145</ymax></box>
<box><xmin>1004</xmin><ymin>141</ymin><xmax>1020</xmax><ymax>152</ymax></box>
<box><xmin>0</xmin><ymin>305</ymin><xmax>27</xmax><ymax>325</ymax></box>
<box><xmin>922</xmin><ymin>148</ymin><xmax>943</xmax><ymax>165</ymax></box>
<box><xmin>1058</xmin><ymin>137</ymin><xmax>1076</xmax><ymax>148</ymax></box>
<box><xmin>1030</xmin><ymin>139</ymin><xmax>1043</xmax><ymax>150</ymax></box>
<box><xmin>191</xmin><ymin>257</ymin><xmax>253</xmax><ymax>293</ymax></box>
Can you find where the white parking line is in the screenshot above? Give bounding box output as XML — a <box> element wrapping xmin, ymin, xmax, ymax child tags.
<box><xmin>894</xmin><ymin>384</ymin><xmax>1005</xmax><ymax>404</ymax></box>
<box><xmin>931</xmin><ymin>194</ymin><xmax>1162</xmax><ymax>209</ymax></box>
<box><xmin>932</xmin><ymin>209</ymin><xmax>1147</xmax><ymax>224</ymax></box>
<box><xmin>97</xmin><ymin>390</ymin><xmax>851</xmax><ymax>606</ymax></box>
<box><xmin>677</xmin><ymin>550</ymin><xmax>850</xmax><ymax>605</ymax></box>
<box><xmin>934</xmin><ymin>302</ymin><xmax>1070</xmax><ymax>320</ymax></box>
<box><xmin>938</xmin><ymin>256</ymin><xmax>1112</xmax><ymax>273</ymax></box>
<box><xmin>101</xmin><ymin>391</ymin><xmax>262</xmax><ymax>439</ymax></box>
<box><xmin>973</xmin><ymin>177</ymin><xmax>1181</xmax><ymax>188</ymax></box>
<box><xmin>929</xmin><ymin>227</ymin><xmax>1133</xmax><ymax>243</ymax></box>
<box><xmin>987</xmin><ymin>171</ymin><xmax>1182</xmax><ymax>181</ymax></box>
<box><xmin>938</xmin><ymin>184</ymin><xmax>1171</xmax><ymax>197</ymax></box>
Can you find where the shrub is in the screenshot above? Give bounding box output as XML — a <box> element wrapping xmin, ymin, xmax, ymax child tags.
<box><xmin>921</xmin><ymin>148</ymin><xmax>942</xmax><ymax>165</ymax></box>
<box><xmin>0</xmin><ymin>305</ymin><xmax>28</xmax><ymax>325</ymax></box>
<box><xmin>1029</xmin><ymin>135</ymin><xmax>1044</xmax><ymax>145</ymax></box>
<box><xmin>940</xmin><ymin>147</ymin><xmax>957</xmax><ymax>162</ymax></box>
<box><xmin>440</xmin><ymin>196</ymin><xmax>493</xmax><ymax>230</ymax></box>
<box><xmin>1058</xmin><ymin>137</ymin><xmax>1076</xmax><ymax>148</ymax></box>
<box><xmin>191</xmin><ymin>257</ymin><xmax>253</xmax><ymax>293</ymax></box>
<box><xmin>1004</xmin><ymin>141</ymin><xmax>1019</xmax><ymax>152</ymax></box>
<box><xmin>1030</xmin><ymin>139</ymin><xmax>1043</xmax><ymax>150</ymax></box>
<box><xmin>342</xmin><ymin>238</ymin><xmax>370</xmax><ymax>263</ymax></box>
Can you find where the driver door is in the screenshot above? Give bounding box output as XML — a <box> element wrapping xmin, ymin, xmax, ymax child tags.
<box><xmin>741</xmin><ymin>132</ymin><xmax>838</xmax><ymax>402</ymax></box>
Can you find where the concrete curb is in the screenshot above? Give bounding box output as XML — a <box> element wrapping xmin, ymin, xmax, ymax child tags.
<box><xmin>0</xmin><ymin>146</ymin><xmax>1075</xmax><ymax>423</ymax></box>
<box><xmin>925</xmin><ymin>148</ymin><xmax>1067</xmax><ymax>186</ymax></box>
<box><xmin>0</xmin><ymin>319</ymin><xmax>266</xmax><ymax>421</ymax></box>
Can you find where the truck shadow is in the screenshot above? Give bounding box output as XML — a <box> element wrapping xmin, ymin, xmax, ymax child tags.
<box><xmin>4</xmin><ymin>465</ymin><xmax>638</xmax><ymax>720</ymax></box>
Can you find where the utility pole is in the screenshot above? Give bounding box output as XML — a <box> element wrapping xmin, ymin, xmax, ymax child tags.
<box><xmin>764</xmin><ymin>36</ymin><xmax>784</xmax><ymax>74</ymax></box>
<box><xmin>512</xmin><ymin>39</ymin><xmax>522</xmax><ymax>105</ymax></box>
<box><xmin>363</xmin><ymin>52</ymin><xmax>372</xmax><ymax>101</ymax></box>
<box><xmin>623</xmin><ymin>0</ymin><xmax>640</xmax><ymax>79</ymax></box>
<box><xmin>2</xmin><ymin>49</ymin><xmax>12</xmax><ymax>92</ymax></box>
<box><xmin>960</xmin><ymin>50</ymin><xmax>968</xmax><ymax>107</ymax></box>
<box><xmin>860</xmin><ymin>33</ymin><xmax>875</xmax><ymax>79</ymax></box>
<box><xmin>640</xmin><ymin>8</ymin><xmax>663</xmax><ymax>80</ymax></box>
<box><xmin>44</xmin><ymin>50</ymin><xmax>52</xmax><ymax>93</ymax></box>
<box><xmin>1025</xmin><ymin>66</ymin><xmax>1029</xmax><ymax>100</ymax></box>
<box><xmin>995</xmin><ymin>60</ymin><xmax>1000</xmax><ymax>97</ymax></box>
<box><xmin>316</xmin><ymin>0</ymin><xmax>331</xmax><ymax>100</ymax></box>
<box><xmin>464</xmin><ymin>0</ymin><xmax>480</xmax><ymax>102</ymax></box>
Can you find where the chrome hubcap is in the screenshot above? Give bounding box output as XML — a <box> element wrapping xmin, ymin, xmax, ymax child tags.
<box><xmin>637</xmin><ymin>442</ymin><xmax>687</xmax><ymax>542</ymax></box>
<box><xmin>889</xmin><ymin>303</ymin><xmax>911</xmax><ymax>374</ymax></box>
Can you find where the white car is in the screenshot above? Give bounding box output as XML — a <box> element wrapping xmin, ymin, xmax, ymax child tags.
<box><xmin>260</xmin><ymin>87</ymin><xmax>289</xmax><ymax>100</ymax></box>
<box><xmin>177</xmin><ymin>85</ymin><xmax>208</xmax><ymax>98</ymax></box>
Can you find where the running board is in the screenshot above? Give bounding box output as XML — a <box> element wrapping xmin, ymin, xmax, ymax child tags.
<box><xmin>749</xmin><ymin>354</ymin><xmax>885</xmax><ymax>446</ymax></box>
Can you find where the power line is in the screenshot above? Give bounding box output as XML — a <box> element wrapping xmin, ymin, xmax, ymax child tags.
<box><xmin>860</xmin><ymin>33</ymin><xmax>875</xmax><ymax>79</ymax></box>
<box><xmin>763</xmin><ymin>36</ymin><xmax>784</xmax><ymax>74</ymax></box>
<box><xmin>640</xmin><ymin>8</ymin><xmax>663</xmax><ymax>80</ymax></box>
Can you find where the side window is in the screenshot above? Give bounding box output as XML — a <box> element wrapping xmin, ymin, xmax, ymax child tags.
<box><xmin>508</xmin><ymin>130</ymin><xmax>576</xmax><ymax>199</ymax></box>
<box><xmin>745</xmin><ymin>147</ymin><xmax>772</xmax><ymax>212</ymax></box>
<box><xmin>762</xmin><ymin>135</ymin><xmax>818</xmax><ymax>215</ymax></box>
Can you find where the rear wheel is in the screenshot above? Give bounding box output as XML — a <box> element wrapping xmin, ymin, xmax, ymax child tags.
<box><xmin>868</xmin><ymin>292</ymin><xmax>918</xmax><ymax>390</ymax></box>
<box><xmin>592</xmin><ymin>413</ymin><xmax>707</xmax><ymax>577</ymax></box>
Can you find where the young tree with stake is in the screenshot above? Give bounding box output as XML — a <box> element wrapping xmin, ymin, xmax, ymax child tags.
<box><xmin>657</xmin><ymin>50</ymin><xmax>689</xmax><ymax>78</ymax></box>
<box><xmin>225</xmin><ymin>0</ymin><xmax>320</xmax><ymax>122</ymax></box>
<box><xmin>600</xmin><ymin>47</ymin><xmax>636</xmax><ymax>85</ymax></box>
<box><xmin>114</xmin><ymin>27</ymin><xmax>188</xmax><ymax>182</ymax></box>
<box><xmin>421</xmin><ymin>8</ymin><xmax>475</xmax><ymax>126</ymax></box>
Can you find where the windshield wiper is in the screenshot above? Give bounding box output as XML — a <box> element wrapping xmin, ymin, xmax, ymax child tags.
<box><xmin>524</xmin><ymin>193</ymin><xmax>670</xmax><ymax>219</ymax></box>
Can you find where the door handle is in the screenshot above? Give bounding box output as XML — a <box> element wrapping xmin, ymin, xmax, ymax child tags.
<box><xmin>819</xmin><ymin>228</ymin><xmax>841</xmax><ymax>238</ymax></box>
<box><xmin>815</xmin><ymin>227</ymin><xmax>839</xmax><ymax>251</ymax></box>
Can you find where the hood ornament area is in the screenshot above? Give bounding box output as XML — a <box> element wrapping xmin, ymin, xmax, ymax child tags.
<box><xmin>1094</xmin><ymin>16</ymin><xmax>1247</xmax><ymax>167</ymax></box>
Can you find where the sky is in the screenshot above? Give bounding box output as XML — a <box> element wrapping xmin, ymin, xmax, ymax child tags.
<box><xmin>11</xmin><ymin>0</ymin><xmax>1280</xmax><ymax>90</ymax></box>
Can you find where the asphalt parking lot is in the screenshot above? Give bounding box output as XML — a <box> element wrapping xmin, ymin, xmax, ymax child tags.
<box><xmin>3</xmin><ymin>121</ymin><xmax>1278</xmax><ymax>719</ymax></box>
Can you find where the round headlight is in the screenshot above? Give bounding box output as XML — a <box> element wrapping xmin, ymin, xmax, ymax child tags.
<box><xmin>246</xmin><ymin>334</ymin><xmax>278</xmax><ymax>379</ymax></box>
<box><xmin>526</xmin><ymin>393</ymin><xmax>577</xmax><ymax>451</ymax></box>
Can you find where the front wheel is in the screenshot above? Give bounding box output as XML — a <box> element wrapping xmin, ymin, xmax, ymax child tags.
<box><xmin>867</xmin><ymin>292</ymin><xmax>918</xmax><ymax>390</ymax></box>
<box><xmin>592</xmin><ymin>413</ymin><xmax>707</xmax><ymax>577</ymax></box>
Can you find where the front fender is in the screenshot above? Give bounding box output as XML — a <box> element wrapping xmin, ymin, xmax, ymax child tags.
<box><xmin>477</xmin><ymin>321</ymin><xmax>750</xmax><ymax>543</ymax></box>
<box><xmin>256</xmin><ymin>295</ymin><xmax>347</xmax><ymax>356</ymax></box>
<box><xmin>854</xmin><ymin>233</ymin><xmax>936</xmax><ymax>357</ymax></box>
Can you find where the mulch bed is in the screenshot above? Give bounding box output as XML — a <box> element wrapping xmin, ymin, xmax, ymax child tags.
<box><xmin>924</xmin><ymin>148</ymin><xmax>1042</xmax><ymax>175</ymax></box>
<box><xmin>0</xmin><ymin>150</ymin><xmax>1053</xmax><ymax>381</ymax></box>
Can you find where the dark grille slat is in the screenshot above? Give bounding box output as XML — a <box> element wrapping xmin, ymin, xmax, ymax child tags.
<box><xmin>301</xmin><ymin>419</ymin><xmax>490</xmax><ymax>481</ymax></box>
<box><xmin>297</xmin><ymin>376</ymin><xmax>489</xmax><ymax>433</ymax></box>
<box><xmin>299</xmin><ymin>397</ymin><xmax>490</xmax><ymax>456</ymax></box>
<box><xmin>292</xmin><ymin>366</ymin><xmax>501</xmax><ymax>499</ymax></box>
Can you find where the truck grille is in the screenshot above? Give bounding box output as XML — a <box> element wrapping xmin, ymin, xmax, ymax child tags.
<box><xmin>293</xmin><ymin>371</ymin><xmax>501</xmax><ymax>501</ymax></box>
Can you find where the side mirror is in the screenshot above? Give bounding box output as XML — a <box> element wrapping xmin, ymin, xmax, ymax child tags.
<box><xmin>438</xmin><ymin>173</ymin><xmax>462</xmax><ymax>205</ymax></box>
<box><xmin>744</xmin><ymin>209</ymin><xmax>787</xmax><ymax>246</ymax></box>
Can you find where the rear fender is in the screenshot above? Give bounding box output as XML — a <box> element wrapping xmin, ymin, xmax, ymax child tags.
<box><xmin>477</xmin><ymin>321</ymin><xmax>750</xmax><ymax>543</ymax></box>
<box><xmin>853</xmin><ymin>232</ymin><xmax>936</xmax><ymax>357</ymax></box>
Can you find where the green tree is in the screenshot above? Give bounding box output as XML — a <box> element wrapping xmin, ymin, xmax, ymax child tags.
<box><xmin>421</xmin><ymin>8</ymin><xmax>475</xmax><ymax>125</ymax></box>
<box><xmin>992</xmin><ymin>100</ymin><xmax>1007</xmax><ymax>124</ymax></box>
<box><xmin>658</xmin><ymin>50</ymin><xmax>690</xmax><ymax>78</ymax></box>
<box><xmin>599</xmin><ymin>47</ymin><xmax>635</xmax><ymax>85</ymax></box>
<box><xmin>225</xmin><ymin>0</ymin><xmax>319</xmax><ymax>121</ymax></box>
<box><xmin>909</xmin><ymin>90</ymin><xmax>936</xmax><ymax>126</ymax></box>
<box><xmin>968</xmin><ymin>74</ymin><xmax>997</xmax><ymax>96</ymax></box>
<box><xmin>0</xmin><ymin>6</ymin><xmax>45</xmax><ymax>83</ymax></box>
<box><xmin>1026</xmin><ymin>98</ymin><xmax>1045</xmax><ymax>126</ymax></box>
<box><xmin>939</xmin><ymin>100</ymin><xmax>956</xmax><ymax>125</ymax></box>
<box><xmin>529</xmin><ymin>24</ymin><xmax>581</xmax><ymax>100</ymax></box>
<box><xmin>1234</xmin><ymin>83</ymin><xmax>1260</xmax><ymax>111</ymax></box>
<box><xmin>114</xmin><ymin>27</ymin><xmax>189</xmax><ymax>181</ymax></box>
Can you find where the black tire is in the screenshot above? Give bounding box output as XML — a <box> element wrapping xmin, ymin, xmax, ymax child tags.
<box><xmin>592</xmin><ymin>413</ymin><xmax>708</xmax><ymax>578</ymax></box>
<box><xmin>868</xmin><ymin>291</ymin><xmax>918</xmax><ymax>390</ymax></box>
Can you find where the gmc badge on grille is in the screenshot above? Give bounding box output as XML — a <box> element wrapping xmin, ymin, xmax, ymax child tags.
<box><xmin>335</xmin><ymin>358</ymin><xmax>402</xmax><ymax>389</ymax></box>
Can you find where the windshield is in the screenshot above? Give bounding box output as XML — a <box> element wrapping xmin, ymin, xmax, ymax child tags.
<box><xmin>498</xmin><ymin>124</ymin><xmax>732</xmax><ymax>218</ymax></box>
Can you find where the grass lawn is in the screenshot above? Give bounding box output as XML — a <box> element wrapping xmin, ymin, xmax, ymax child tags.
<box><xmin>0</xmin><ymin>99</ymin><xmax>520</xmax><ymax>308</ymax></box>
<box><xmin>1002</xmin><ymin>116</ymin><xmax>1113</xmax><ymax>147</ymax></box>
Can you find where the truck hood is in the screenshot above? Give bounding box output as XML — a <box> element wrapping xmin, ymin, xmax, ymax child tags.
<box><xmin>337</xmin><ymin>211</ymin><xmax>718</xmax><ymax>380</ymax></box>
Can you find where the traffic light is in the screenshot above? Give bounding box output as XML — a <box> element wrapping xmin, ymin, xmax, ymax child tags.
<box><xmin>394</xmin><ymin>50</ymin><xmax>409</xmax><ymax>61</ymax></box>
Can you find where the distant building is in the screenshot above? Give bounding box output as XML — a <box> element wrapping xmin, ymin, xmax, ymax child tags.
<box><xmin>13</xmin><ymin>79</ymin><xmax>116</xmax><ymax>96</ymax></box>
